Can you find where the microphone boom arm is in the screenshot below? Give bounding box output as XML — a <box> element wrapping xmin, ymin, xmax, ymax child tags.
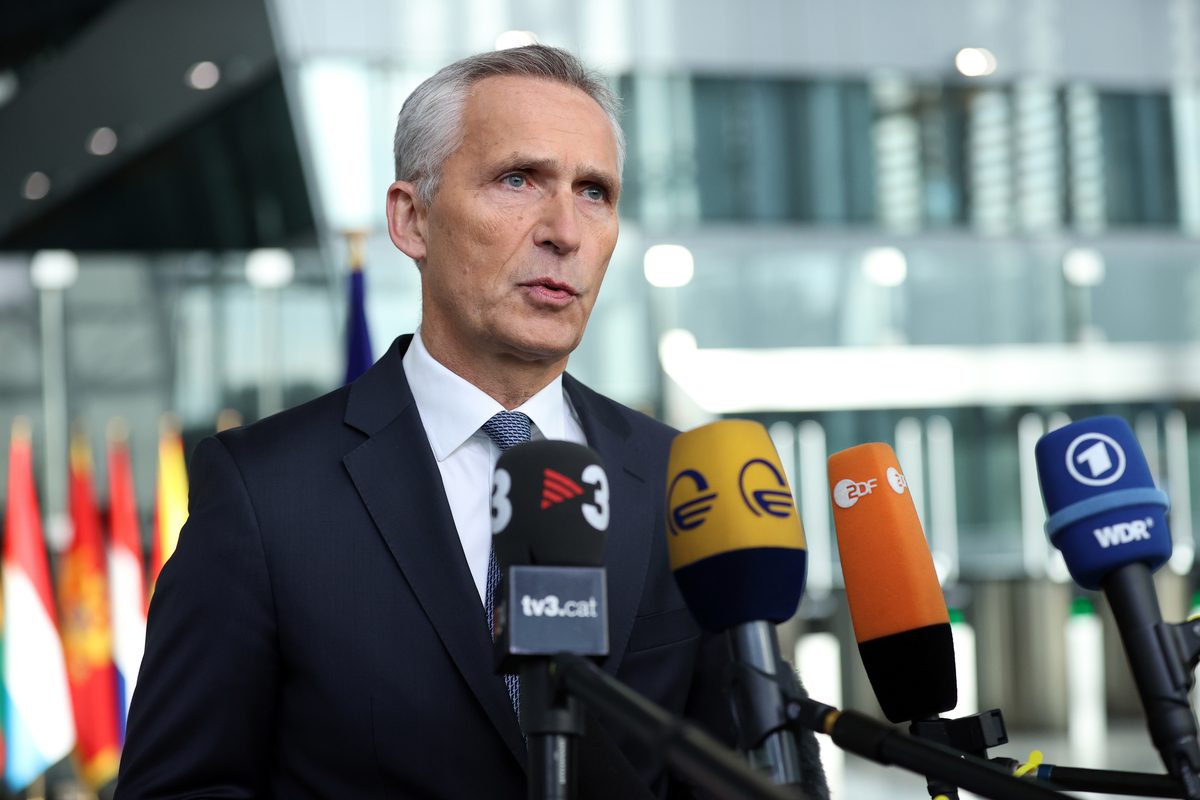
<box><xmin>550</xmin><ymin>653</ymin><xmax>812</xmax><ymax>800</ymax></box>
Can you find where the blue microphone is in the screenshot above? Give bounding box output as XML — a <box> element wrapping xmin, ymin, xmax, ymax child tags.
<box><xmin>1036</xmin><ymin>415</ymin><xmax>1170</xmax><ymax>590</ymax></box>
<box><xmin>1036</xmin><ymin>416</ymin><xmax>1200</xmax><ymax>798</ymax></box>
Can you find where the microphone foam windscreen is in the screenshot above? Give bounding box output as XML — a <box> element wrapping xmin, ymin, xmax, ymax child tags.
<box><xmin>828</xmin><ymin>442</ymin><xmax>956</xmax><ymax>723</ymax></box>
<box><xmin>1035</xmin><ymin>415</ymin><xmax>1170</xmax><ymax>590</ymax></box>
<box><xmin>666</xmin><ymin>419</ymin><xmax>807</xmax><ymax>633</ymax></box>
<box><xmin>492</xmin><ymin>440</ymin><xmax>609</xmax><ymax>569</ymax></box>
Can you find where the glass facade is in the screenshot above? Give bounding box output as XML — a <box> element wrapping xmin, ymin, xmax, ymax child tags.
<box><xmin>618</xmin><ymin>74</ymin><xmax>1184</xmax><ymax>233</ymax></box>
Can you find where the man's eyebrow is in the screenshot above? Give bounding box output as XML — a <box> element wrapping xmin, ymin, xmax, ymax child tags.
<box><xmin>493</xmin><ymin>155</ymin><xmax>620</xmax><ymax>195</ymax></box>
<box><xmin>578</xmin><ymin>164</ymin><xmax>621</xmax><ymax>198</ymax></box>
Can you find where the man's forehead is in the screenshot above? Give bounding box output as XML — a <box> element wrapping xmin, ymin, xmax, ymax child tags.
<box><xmin>459</xmin><ymin>76</ymin><xmax>620</xmax><ymax>170</ymax></box>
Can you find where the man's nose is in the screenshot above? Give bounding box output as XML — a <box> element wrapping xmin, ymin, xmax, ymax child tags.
<box><xmin>533</xmin><ymin>188</ymin><xmax>582</xmax><ymax>255</ymax></box>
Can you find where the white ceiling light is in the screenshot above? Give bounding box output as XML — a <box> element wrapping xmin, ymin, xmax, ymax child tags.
<box><xmin>186</xmin><ymin>61</ymin><xmax>221</xmax><ymax>90</ymax></box>
<box><xmin>955</xmin><ymin>47</ymin><xmax>998</xmax><ymax>78</ymax></box>
<box><xmin>30</xmin><ymin>250</ymin><xmax>80</xmax><ymax>290</ymax></box>
<box><xmin>644</xmin><ymin>244</ymin><xmax>695</xmax><ymax>288</ymax></box>
<box><xmin>245</xmin><ymin>249</ymin><xmax>295</xmax><ymax>289</ymax></box>
<box><xmin>0</xmin><ymin>70</ymin><xmax>18</xmax><ymax>109</ymax></box>
<box><xmin>1062</xmin><ymin>247</ymin><xmax>1105</xmax><ymax>287</ymax></box>
<box><xmin>658</xmin><ymin>328</ymin><xmax>699</xmax><ymax>365</ymax></box>
<box><xmin>861</xmin><ymin>247</ymin><xmax>908</xmax><ymax>287</ymax></box>
<box><xmin>86</xmin><ymin>127</ymin><xmax>118</xmax><ymax>156</ymax></box>
<box><xmin>22</xmin><ymin>171</ymin><xmax>51</xmax><ymax>200</ymax></box>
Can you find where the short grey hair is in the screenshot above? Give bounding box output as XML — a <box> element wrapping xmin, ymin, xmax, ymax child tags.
<box><xmin>393</xmin><ymin>44</ymin><xmax>625</xmax><ymax>207</ymax></box>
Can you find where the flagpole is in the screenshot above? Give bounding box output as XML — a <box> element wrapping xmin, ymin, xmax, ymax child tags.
<box><xmin>347</xmin><ymin>229</ymin><xmax>366</xmax><ymax>274</ymax></box>
<box><xmin>31</xmin><ymin>251</ymin><xmax>78</xmax><ymax>554</ymax></box>
<box><xmin>245</xmin><ymin>249</ymin><xmax>294</xmax><ymax>421</ymax></box>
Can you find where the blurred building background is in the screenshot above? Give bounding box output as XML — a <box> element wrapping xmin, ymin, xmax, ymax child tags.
<box><xmin>2</xmin><ymin>0</ymin><xmax>1200</xmax><ymax>797</ymax></box>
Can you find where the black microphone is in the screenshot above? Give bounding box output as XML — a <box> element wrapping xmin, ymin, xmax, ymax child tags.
<box><xmin>1036</xmin><ymin>416</ymin><xmax>1200</xmax><ymax>799</ymax></box>
<box><xmin>491</xmin><ymin>440</ymin><xmax>611</xmax><ymax>800</ymax></box>
<box><xmin>666</xmin><ymin>420</ymin><xmax>810</xmax><ymax>788</ymax></box>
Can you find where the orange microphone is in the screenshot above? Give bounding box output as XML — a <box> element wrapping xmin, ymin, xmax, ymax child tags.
<box><xmin>827</xmin><ymin>442</ymin><xmax>956</xmax><ymax>723</ymax></box>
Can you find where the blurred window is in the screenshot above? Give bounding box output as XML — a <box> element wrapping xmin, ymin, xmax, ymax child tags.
<box><xmin>620</xmin><ymin>76</ymin><xmax>1180</xmax><ymax>232</ymax></box>
<box><xmin>1096</xmin><ymin>91</ymin><xmax>1179</xmax><ymax>227</ymax></box>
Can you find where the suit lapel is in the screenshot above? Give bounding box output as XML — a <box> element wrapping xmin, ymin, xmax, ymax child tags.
<box><xmin>342</xmin><ymin>337</ymin><xmax>526</xmax><ymax>764</ymax></box>
<box><xmin>564</xmin><ymin>375</ymin><xmax>654</xmax><ymax>676</ymax></box>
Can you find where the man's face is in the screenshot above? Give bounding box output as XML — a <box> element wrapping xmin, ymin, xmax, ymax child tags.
<box><xmin>393</xmin><ymin>75</ymin><xmax>621</xmax><ymax>370</ymax></box>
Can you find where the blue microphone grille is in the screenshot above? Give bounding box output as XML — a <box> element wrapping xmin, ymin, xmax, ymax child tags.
<box><xmin>1034</xmin><ymin>416</ymin><xmax>1170</xmax><ymax>590</ymax></box>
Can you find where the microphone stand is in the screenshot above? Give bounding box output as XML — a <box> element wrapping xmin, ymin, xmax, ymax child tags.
<box><xmin>727</xmin><ymin>622</ymin><xmax>806</xmax><ymax>786</ymax></box>
<box><xmin>909</xmin><ymin>710</ymin><xmax>1010</xmax><ymax>800</ymax></box>
<box><xmin>521</xmin><ymin>660</ymin><xmax>584</xmax><ymax>800</ymax></box>
<box><xmin>1104</xmin><ymin>564</ymin><xmax>1200</xmax><ymax>799</ymax></box>
<box><xmin>731</xmin><ymin>662</ymin><xmax>1066</xmax><ymax>800</ymax></box>
<box><xmin>785</xmin><ymin>698</ymin><xmax>1065</xmax><ymax>800</ymax></box>
<box><xmin>990</xmin><ymin>758</ymin><xmax>1186</xmax><ymax>797</ymax></box>
<box><xmin>551</xmin><ymin>653</ymin><xmax>811</xmax><ymax>800</ymax></box>
<box><xmin>914</xmin><ymin>706</ymin><xmax>1192</xmax><ymax>797</ymax></box>
<box><xmin>495</xmin><ymin>564</ymin><xmax>609</xmax><ymax>800</ymax></box>
<box><xmin>852</xmin><ymin>689</ymin><xmax>1193</xmax><ymax>797</ymax></box>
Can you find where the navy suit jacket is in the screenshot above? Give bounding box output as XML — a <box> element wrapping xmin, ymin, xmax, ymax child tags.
<box><xmin>116</xmin><ymin>335</ymin><xmax>744</xmax><ymax>799</ymax></box>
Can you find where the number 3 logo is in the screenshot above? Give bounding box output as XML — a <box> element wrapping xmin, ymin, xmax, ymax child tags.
<box><xmin>582</xmin><ymin>464</ymin><xmax>610</xmax><ymax>531</ymax></box>
<box><xmin>491</xmin><ymin>468</ymin><xmax>513</xmax><ymax>533</ymax></box>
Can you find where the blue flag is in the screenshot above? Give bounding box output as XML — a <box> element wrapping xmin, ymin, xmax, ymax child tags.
<box><xmin>344</xmin><ymin>267</ymin><xmax>374</xmax><ymax>384</ymax></box>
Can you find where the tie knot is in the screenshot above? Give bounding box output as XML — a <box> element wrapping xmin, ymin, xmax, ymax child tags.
<box><xmin>481</xmin><ymin>411</ymin><xmax>532</xmax><ymax>451</ymax></box>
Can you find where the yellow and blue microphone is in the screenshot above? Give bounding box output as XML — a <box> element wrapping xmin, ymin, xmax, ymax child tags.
<box><xmin>666</xmin><ymin>419</ymin><xmax>807</xmax><ymax>633</ymax></box>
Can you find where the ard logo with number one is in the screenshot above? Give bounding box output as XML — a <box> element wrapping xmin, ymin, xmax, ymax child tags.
<box><xmin>1065</xmin><ymin>432</ymin><xmax>1126</xmax><ymax>487</ymax></box>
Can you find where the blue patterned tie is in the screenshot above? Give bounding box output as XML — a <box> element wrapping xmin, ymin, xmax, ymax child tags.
<box><xmin>481</xmin><ymin>411</ymin><xmax>531</xmax><ymax>720</ymax></box>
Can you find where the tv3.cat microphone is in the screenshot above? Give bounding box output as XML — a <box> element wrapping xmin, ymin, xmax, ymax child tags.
<box><xmin>491</xmin><ymin>440</ymin><xmax>610</xmax><ymax>800</ymax></box>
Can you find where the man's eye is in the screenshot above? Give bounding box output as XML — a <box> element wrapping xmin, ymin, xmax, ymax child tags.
<box><xmin>502</xmin><ymin>174</ymin><xmax>527</xmax><ymax>188</ymax></box>
<box><xmin>583</xmin><ymin>186</ymin><xmax>606</xmax><ymax>201</ymax></box>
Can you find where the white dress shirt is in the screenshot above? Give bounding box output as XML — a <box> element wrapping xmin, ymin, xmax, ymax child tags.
<box><xmin>402</xmin><ymin>329</ymin><xmax>587</xmax><ymax>603</ymax></box>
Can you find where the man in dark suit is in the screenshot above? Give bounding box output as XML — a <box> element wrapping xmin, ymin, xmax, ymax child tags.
<box><xmin>116</xmin><ymin>45</ymin><xmax>826</xmax><ymax>799</ymax></box>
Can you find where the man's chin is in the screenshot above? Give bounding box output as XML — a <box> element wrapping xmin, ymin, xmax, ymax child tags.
<box><xmin>497</xmin><ymin>331</ymin><xmax>582</xmax><ymax>365</ymax></box>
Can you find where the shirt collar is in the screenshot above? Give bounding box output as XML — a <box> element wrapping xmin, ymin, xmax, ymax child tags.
<box><xmin>402</xmin><ymin>329</ymin><xmax>568</xmax><ymax>461</ymax></box>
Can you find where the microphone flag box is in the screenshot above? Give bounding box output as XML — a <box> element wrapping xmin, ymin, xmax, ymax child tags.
<box><xmin>494</xmin><ymin>565</ymin><xmax>608</xmax><ymax>673</ymax></box>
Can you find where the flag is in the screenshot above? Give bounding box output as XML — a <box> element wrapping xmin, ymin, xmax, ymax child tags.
<box><xmin>3</xmin><ymin>418</ymin><xmax>75</xmax><ymax>791</ymax></box>
<box><xmin>148</xmin><ymin>418</ymin><xmax>188</xmax><ymax>598</ymax></box>
<box><xmin>106</xmin><ymin>420</ymin><xmax>145</xmax><ymax>740</ymax></box>
<box><xmin>343</xmin><ymin>232</ymin><xmax>374</xmax><ymax>384</ymax></box>
<box><xmin>58</xmin><ymin>428</ymin><xmax>121</xmax><ymax>788</ymax></box>
<box><xmin>0</xmin><ymin>521</ymin><xmax>5</xmax><ymax>779</ymax></box>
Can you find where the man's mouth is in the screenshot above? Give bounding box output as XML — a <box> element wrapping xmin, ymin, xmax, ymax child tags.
<box><xmin>520</xmin><ymin>277</ymin><xmax>578</xmax><ymax>301</ymax></box>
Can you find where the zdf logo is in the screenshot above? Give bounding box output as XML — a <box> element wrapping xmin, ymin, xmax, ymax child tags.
<box><xmin>833</xmin><ymin>465</ymin><xmax>908</xmax><ymax>509</ymax></box>
<box><xmin>833</xmin><ymin>478</ymin><xmax>877</xmax><ymax>509</ymax></box>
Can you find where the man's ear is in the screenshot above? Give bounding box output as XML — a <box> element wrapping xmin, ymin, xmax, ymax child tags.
<box><xmin>386</xmin><ymin>180</ymin><xmax>427</xmax><ymax>263</ymax></box>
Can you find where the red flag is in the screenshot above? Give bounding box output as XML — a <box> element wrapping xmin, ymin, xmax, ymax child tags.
<box><xmin>58</xmin><ymin>428</ymin><xmax>121</xmax><ymax>788</ymax></box>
